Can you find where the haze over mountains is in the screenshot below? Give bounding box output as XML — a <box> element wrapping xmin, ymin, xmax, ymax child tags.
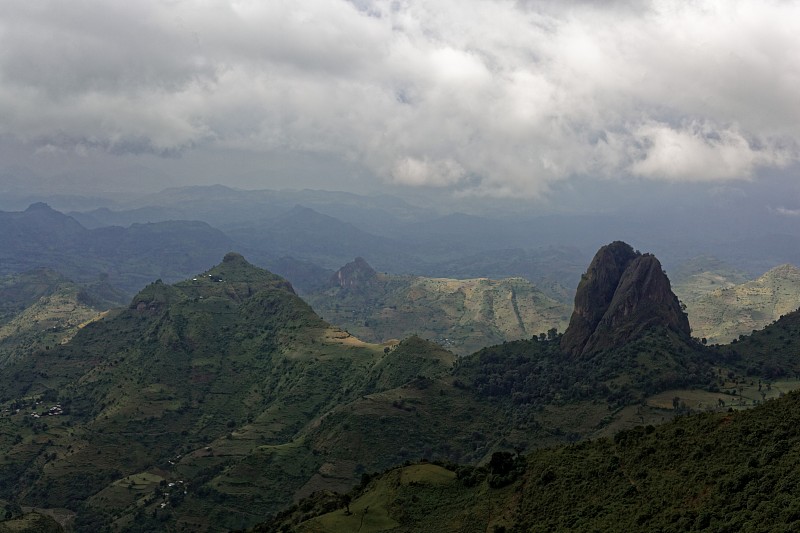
<box><xmin>7</xmin><ymin>182</ymin><xmax>800</xmax><ymax>294</ymax></box>
<box><xmin>5</xmin><ymin>189</ymin><xmax>800</xmax><ymax>357</ymax></box>
<box><xmin>2</xmin><ymin>1</ymin><xmax>800</xmax><ymax>531</ymax></box>
<box><xmin>52</xmin><ymin>182</ymin><xmax>800</xmax><ymax>278</ymax></box>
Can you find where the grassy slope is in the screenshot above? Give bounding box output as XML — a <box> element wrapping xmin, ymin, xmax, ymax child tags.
<box><xmin>0</xmin><ymin>255</ymin><xmax>459</xmax><ymax>531</ymax></box>
<box><xmin>0</xmin><ymin>269</ymin><xmax>124</xmax><ymax>369</ymax></box>
<box><xmin>683</xmin><ymin>264</ymin><xmax>800</xmax><ymax>344</ymax></box>
<box><xmin>715</xmin><ymin>305</ymin><xmax>800</xmax><ymax>379</ymax></box>
<box><xmin>258</xmin><ymin>389</ymin><xmax>800</xmax><ymax>533</ymax></box>
<box><xmin>670</xmin><ymin>256</ymin><xmax>750</xmax><ymax>302</ymax></box>
<box><xmin>306</xmin><ymin>273</ymin><xmax>570</xmax><ymax>355</ymax></box>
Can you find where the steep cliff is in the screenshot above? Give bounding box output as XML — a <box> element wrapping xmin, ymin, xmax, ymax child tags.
<box><xmin>561</xmin><ymin>242</ymin><xmax>690</xmax><ymax>357</ymax></box>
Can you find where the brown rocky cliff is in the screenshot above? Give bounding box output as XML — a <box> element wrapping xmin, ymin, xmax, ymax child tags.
<box><xmin>561</xmin><ymin>243</ymin><xmax>690</xmax><ymax>357</ymax></box>
<box><xmin>560</xmin><ymin>241</ymin><xmax>640</xmax><ymax>356</ymax></box>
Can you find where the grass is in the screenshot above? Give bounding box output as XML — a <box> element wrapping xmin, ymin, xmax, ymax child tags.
<box><xmin>300</xmin><ymin>464</ymin><xmax>457</xmax><ymax>533</ymax></box>
<box><xmin>681</xmin><ymin>264</ymin><xmax>800</xmax><ymax>344</ymax></box>
<box><xmin>263</xmin><ymin>390</ymin><xmax>800</xmax><ymax>532</ymax></box>
<box><xmin>305</xmin><ymin>272</ymin><xmax>569</xmax><ymax>355</ymax></box>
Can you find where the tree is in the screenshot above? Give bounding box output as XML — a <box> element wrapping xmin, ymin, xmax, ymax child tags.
<box><xmin>489</xmin><ymin>451</ymin><xmax>515</xmax><ymax>476</ymax></box>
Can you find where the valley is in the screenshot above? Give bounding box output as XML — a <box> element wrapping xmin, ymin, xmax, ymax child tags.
<box><xmin>305</xmin><ymin>258</ymin><xmax>570</xmax><ymax>355</ymax></box>
<box><xmin>2</xmin><ymin>241</ymin><xmax>800</xmax><ymax>531</ymax></box>
<box><xmin>2</xmin><ymin>199</ymin><xmax>800</xmax><ymax>532</ymax></box>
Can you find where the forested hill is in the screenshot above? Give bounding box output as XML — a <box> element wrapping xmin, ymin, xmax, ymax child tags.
<box><xmin>254</xmin><ymin>389</ymin><xmax>800</xmax><ymax>532</ymax></box>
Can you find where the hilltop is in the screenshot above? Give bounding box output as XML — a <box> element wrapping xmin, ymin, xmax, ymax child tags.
<box><xmin>685</xmin><ymin>264</ymin><xmax>800</xmax><ymax>344</ymax></box>
<box><xmin>0</xmin><ymin>254</ymin><xmax>458</xmax><ymax>530</ymax></box>
<box><xmin>306</xmin><ymin>258</ymin><xmax>570</xmax><ymax>354</ymax></box>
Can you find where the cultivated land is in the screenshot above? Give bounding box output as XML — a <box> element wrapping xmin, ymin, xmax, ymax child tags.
<box><xmin>681</xmin><ymin>264</ymin><xmax>800</xmax><ymax>344</ymax></box>
<box><xmin>306</xmin><ymin>258</ymin><xmax>570</xmax><ymax>355</ymax></box>
<box><xmin>260</xmin><ymin>389</ymin><xmax>800</xmax><ymax>532</ymax></box>
<box><xmin>3</xmin><ymin>245</ymin><xmax>800</xmax><ymax>531</ymax></box>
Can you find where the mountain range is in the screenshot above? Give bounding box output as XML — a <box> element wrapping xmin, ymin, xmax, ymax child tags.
<box><xmin>0</xmin><ymin>203</ymin><xmax>234</xmax><ymax>294</ymax></box>
<box><xmin>305</xmin><ymin>257</ymin><xmax>570</xmax><ymax>355</ymax></box>
<box><xmin>4</xmin><ymin>242</ymin><xmax>800</xmax><ymax>531</ymax></box>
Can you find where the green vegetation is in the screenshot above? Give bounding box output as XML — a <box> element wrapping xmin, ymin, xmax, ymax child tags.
<box><xmin>715</xmin><ymin>305</ymin><xmax>800</xmax><ymax>379</ymax></box>
<box><xmin>0</xmin><ymin>512</ymin><xmax>62</xmax><ymax>533</ymax></box>
<box><xmin>0</xmin><ymin>254</ymin><xmax>470</xmax><ymax>531</ymax></box>
<box><xmin>0</xmin><ymin>268</ymin><xmax>124</xmax><ymax>368</ymax></box>
<box><xmin>306</xmin><ymin>258</ymin><xmax>569</xmax><ymax>355</ymax></box>
<box><xmin>256</xmin><ymin>390</ymin><xmax>800</xmax><ymax>532</ymax></box>
<box><xmin>680</xmin><ymin>264</ymin><xmax>800</xmax><ymax>344</ymax></box>
<box><xmin>3</xmin><ymin>246</ymin><xmax>800</xmax><ymax>531</ymax></box>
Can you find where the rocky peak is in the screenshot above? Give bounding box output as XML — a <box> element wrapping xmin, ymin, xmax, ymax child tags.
<box><xmin>331</xmin><ymin>257</ymin><xmax>377</xmax><ymax>290</ymax></box>
<box><xmin>560</xmin><ymin>241</ymin><xmax>640</xmax><ymax>356</ymax></box>
<box><xmin>25</xmin><ymin>202</ymin><xmax>53</xmax><ymax>212</ymax></box>
<box><xmin>561</xmin><ymin>242</ymin><xmax>690</xmax><ymax>357</ymax></box>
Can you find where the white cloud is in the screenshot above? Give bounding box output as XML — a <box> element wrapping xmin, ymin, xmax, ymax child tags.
<box><xmin>630</xmin><ymin>121</ymin><xmax>791</xmax><ymax>181</ymax></box>
<box><xmin>390</xmin><ymin>156</ymin><xmax>466</xmax><ymax>187</ymax></box>
<box><xmin>773</xmin><ymin>206</ymin><xmax>800</xmax><ymax>217</ymax></box>
<box><xmin>0</xmin><ymin>0</ymin><xmax>799</xmax><ymax>196</ymax></box>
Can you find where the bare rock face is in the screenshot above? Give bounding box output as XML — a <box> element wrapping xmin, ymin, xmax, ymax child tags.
<box><xmin>561</xmin><ymin>242</ymin><xmax>690</xmax><ymax>357</ymax></box>
<box><xmin>330</xmin><ymin>257</ymin><xmax>378</xmax><ymax>290</ymax></box>
<box><xmin>560</xmin><ymin>242</ymin><xmax>640</xmax><ymax>356</ymax></box>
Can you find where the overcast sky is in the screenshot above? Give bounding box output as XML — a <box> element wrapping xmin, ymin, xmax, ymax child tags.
<box><xmin>1</xmin><ymin>0</ymin><xmax>799</xmax><ymax>205</ymax></box>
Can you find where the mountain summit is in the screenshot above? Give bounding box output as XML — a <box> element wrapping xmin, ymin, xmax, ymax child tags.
<box><xmin>561</xmin><ymin>241</ymin><xmax>690</xmax><ymax>357</ymax></box>
<box><xmin>330</xmin><ymin>257</ymin><xmax>378</xmax><ymax>290</ymax></box>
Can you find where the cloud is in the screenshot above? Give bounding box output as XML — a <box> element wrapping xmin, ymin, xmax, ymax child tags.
<box><xmin>1</xmin><ymin>0</ymin><xmax>799</xmax><ymax>196</ymax></box>
<box><xmin>630</xmin><ymin>121</ymin><xmax>792</xmax><ymax>181</ymax></box>
<box><xmin>773</xmin><ymin>206</ymin><xmax>800</xmax><ymax>217</ymax></box>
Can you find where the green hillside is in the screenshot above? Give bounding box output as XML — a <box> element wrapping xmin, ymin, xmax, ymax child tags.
<box><xmin>2</xmin><ymin>245</ymin><xmax>798</xmax><ymax>531</ymax></box>
<box><xmin>257</xmin><ymin>389</ymin><xmax>800</xmax><ymax>533</ymax></box>
<box><xmin>683</xmin><ymin>264</ymin><xmax>800</xmax><ymax>345</ymax></box>
<box><xmin>0</xmin><ymin>254</ymin><xmax>459</xmax><ymax>531</ymax></box>
<box><xmin>670</xmin><ymin>255</ymin><xmax>751</xmax><ymax>301</ymax></box>
<box><xmin>0</xmin><ymin>269</ymin><xmax>125</xmax><ymax>368</ymax></box>
<box><xmin>305</xmin><ymin>258</ymin><xmax>570</xmax><ymax>355</ymax></box>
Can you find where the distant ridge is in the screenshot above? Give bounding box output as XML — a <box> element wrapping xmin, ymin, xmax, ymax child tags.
<box><xmin>308</xmin><ymin>257</ymin><xmax>570</xmax><ymax>355</ymax></box>
<box><xmin>687</xmin><ymin>263</ymin><xmax>800</xmax><ymax>344</ymax></box>
<box><xmin>329</xmin><ymin>257</ymin><xmax>378</xmax><ymax>290</ymax></box>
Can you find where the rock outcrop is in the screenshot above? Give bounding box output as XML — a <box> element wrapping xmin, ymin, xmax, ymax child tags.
<box><xmin>330</xmin><ymin>257</ymin><xmax>378</xmax><ymax>290</ymax></box>
<box><xmin>561</xmin><ymin>241</ymin><xmax>690</xmax><ymax>357</ymax></box>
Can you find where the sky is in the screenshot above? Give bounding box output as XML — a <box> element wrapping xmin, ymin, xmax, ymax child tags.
<box><xmin>1</xmin><ymin>0</ymin><xmax>799</xmax><ymax>207</ymax></box>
